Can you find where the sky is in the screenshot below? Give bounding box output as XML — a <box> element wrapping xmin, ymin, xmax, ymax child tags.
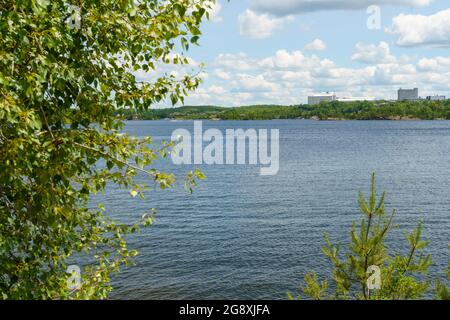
<box><xmin>141</xmin><ymin>0</ymin><xmax>450</xmax><ymax>106</ymax></box>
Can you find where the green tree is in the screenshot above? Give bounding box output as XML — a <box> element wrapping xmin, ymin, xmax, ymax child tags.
<box><xmin>436</xmin><ymin>246</ymin><xmax>449</xmax><ymax>300</ymax></box>
<box><xmin>0</xmin><ymin>0</ymin><xmax>213</xmax><ymax>299</ymax></box>
<box><xmin>290</xmin><ymin>174</ymin><xmax>433</xmax><ymax>300</ymax></box>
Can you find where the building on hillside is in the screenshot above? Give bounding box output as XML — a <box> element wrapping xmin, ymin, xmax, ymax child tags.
<box><xmin>426</xmin><ymin>95</ymin><xmax>446</xmax><ymax>101</ymax></box>
<box><xmin>398</xmin><ymin>88</ymin><xmax>419</xmax><ymax>101</ymax></box>
<box><xmin>308</xmin><ymin>92</ymin><xmax>336</xmax><ymax>105</ymax></box>
<box><xmin>337</xmin><ymin>97</ymin><xmax>376</xmax><ymax>103</ymax></box>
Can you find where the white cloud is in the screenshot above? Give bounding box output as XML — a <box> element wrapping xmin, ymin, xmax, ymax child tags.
<box><xmin>250</xmin><ymin>0</ymin><xmax>431</xmax><ymax>16</ymax></box>
<box><xmin>207</xmin><ymin>85</ymin><xmax>226</xmax><ymax>94</ymax></box>
<box><xmin>214</xmin><ymin>69</ymin><xmax>231</xmax><ymax>80</ymax></box>
<box><xmin>215</xmin><ymin>52</ymin><xmax>255</xmax><ymax>71</ymax></box>
<box><xmin>260</xmin><ymin>49</ymin><xmax>335</xmax><ymax>70</ymax></box>
<box><xmin>182</xmin><ymin>48</ymin><xmax>449</xmax><ymax>106</ymax></box>
<box><xmin>304</xmin><ymin>39</ymin><xmax>327</xmax><ymax>51</ymax></box>
<box><xmin>270</xmin><ymin>50</ymin><xmax>307</xmax><ymax>68</ymax></box>
<box><xmin>208</xmin><ymin>1</ymin><xmax>223</xmax><ymax>22</ymax></box>
<box><xmin>351</xmin><ymin>42</ymin><xmax>396</xmax><ymax>64</ymax></box>
<box><xmin>387</xmin><ymin>9</ymin><xmax>450</xmax><ymax>47</ymax></box>
<box><xmin>417</xmin><ymin>57</ymin><xmax>450</xmax><ymax>71</ymax></box>
<box><xmin>236</xmin><ymin>74</ymin><xmax>279</xmax><ymax>92</ymax></box>
<box><xmin>199</xmin><ymin>71</ymin><xmax>209</xmax><ymax>81</ymax></box>
<box><xmin>238</xmin><ymin>9</ymin><xmax>292</xmax><ymax>39</ymax></box>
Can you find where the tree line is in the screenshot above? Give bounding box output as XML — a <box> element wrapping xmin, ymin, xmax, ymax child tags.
<box><xmin>124</xmin><ymin>100</ymin><xmax>450</xmax><ymax>121</ymax></box>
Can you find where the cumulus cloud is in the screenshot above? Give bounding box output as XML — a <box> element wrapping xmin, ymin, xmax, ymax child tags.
<box><xmin>386</xmin><ymin>9</ymin><xmax>450</xmax><ymax>47</ymax></box>
<box><xmin>417</xmin><ymin>57</ymin><xmax>450</xmax><ymax>71</ymax></box>
<box><xmin>160</xmin><ymin>47</ymin><xmax>450</xmax><ymax>106</ymax></box>
<box><xmin>207</xmin><ymin>85</ymin><xmax>226</xmax><ymax>94</ymax></box>
<box><xmin>238</xmin><ymin>9</ymin><xmax>293</xmax><ymax>39</ymax></box>
<box><xmin>215</xmin><ymin>52</ymin><xmax>256</xmax><ymax>71</ymax></box>
<box><xmin>304</xmin><ymin>39</ymin><xmax>327</xmax><ymax>51</ymax></box>
<box><xmin>259</xmin><ymin>49</ymin><xmax>335</xmax><ymax>70</ymax></box>
<box><xmin>208</xmin><ymin>0</ymin><xmax>223</xmax><ymax>22</ymax></box>
<box><xmin>351</xmin><ymin>42</ymin><xmax>396</xmax><ymax>64</ymax></box>
<box><xmin>250</xmin><ymin>0</ymin><xmax>431</xmax><ymax>16</ymax></box>
<box><xmin>214</xmin><ymin>69</ymin><xmax>231</xmax><ymax>80</ymax></box>
<box><xmin>235</xmin><ymin>74</ymin><xmax>279</xmax><ymax>92</ymax></box>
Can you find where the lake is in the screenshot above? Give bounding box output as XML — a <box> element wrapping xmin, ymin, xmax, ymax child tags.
<box><xmin>101</xmin><ymin>120</ymin><xmax>449</xmax><ymax>299</ymax></box>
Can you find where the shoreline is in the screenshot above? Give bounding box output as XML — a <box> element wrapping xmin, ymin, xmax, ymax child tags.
<box><xmin>120</xmin><ymin>100</ymin><xmax>450</xmax><ymax>122</ymax></box>
<box><xmin>126</xmin><ymin>117</ymin><xmax>449</xmax><ymax>121</ymax></box>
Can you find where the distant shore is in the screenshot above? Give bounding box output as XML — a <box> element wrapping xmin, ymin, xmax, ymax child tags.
<box><xmin>128</xmin><ymin>116</ymin><xmax>446</xmax><ymax>121</ymax></box>
<box><xmin>120</xmin><ymin>100</ymin><xmax>450</xmax><ymax>121</ymax></box>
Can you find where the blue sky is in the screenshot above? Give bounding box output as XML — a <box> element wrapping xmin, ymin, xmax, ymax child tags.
<box><xmin>145</xmin><ymin>0</ymin><xmax>450</xmax><ymax>106</ymax></box>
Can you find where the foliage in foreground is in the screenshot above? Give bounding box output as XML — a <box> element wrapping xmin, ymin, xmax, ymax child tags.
<box><xmin>0</xmin><ymin>0</ymin><xmax>213</xmax><ymax>299</ymax></box>
<box><xmin>289</xmin><ymin>174</ymin><xmax>449</xmax><ymax>300</ymax></box>
<box><xmin>436</xmin><ymin>247</ymin><xmax>450</xmax><ymax>300</ymax></box>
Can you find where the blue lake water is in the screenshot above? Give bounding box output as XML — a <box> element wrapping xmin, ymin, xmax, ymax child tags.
<box><xmin>102</xmin><ymin>120</ymin><xmax>449</xmax><ymax>299</ymax></box>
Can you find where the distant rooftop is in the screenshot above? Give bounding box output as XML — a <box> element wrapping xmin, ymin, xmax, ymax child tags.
<box><xmin>308</xmin><ymin>92</ymin><xmax>336</xmax><ymax>97</ymax></box>
<box><xmin>337</xmin><ymin>97</ymin><xmax>376</xmax><ymax>102</ymax></box>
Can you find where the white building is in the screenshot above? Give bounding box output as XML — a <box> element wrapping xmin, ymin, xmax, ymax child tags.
<box><xmin>426</xmin><ymin>95</ymin><xmax>446</xmax><ymax>101</ymax></box>
<box><xmin>308</xmin><ymin>92</ymin><xmax>336</xmax><ymax>105</ymax></box>
<box><xmin>398</xmin><ymin>88</ymin><xmax>419</xmax><ymax>101</ymax></box>
<box><xmin>337</xmin><ymin>97</ymin><xmax>376</xmax><ymax>103</ymax></box>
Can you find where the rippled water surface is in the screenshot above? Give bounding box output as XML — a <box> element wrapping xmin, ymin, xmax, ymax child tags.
<box><xmin>102</xmin><ymin>120</ymin><xmax>449</xmax><ymax>299</ymax></box>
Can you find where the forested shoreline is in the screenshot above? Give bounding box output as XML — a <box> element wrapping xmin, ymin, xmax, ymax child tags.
<box><xmin>123</xmin><ymin>100</ymin><xmax>450</xmax><ymax>121</ymax></box>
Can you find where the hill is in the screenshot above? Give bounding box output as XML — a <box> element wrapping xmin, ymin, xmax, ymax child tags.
<box><xmin>122</xmin><ymin>100</ymin><xmax>450</xmax><ymax>121</ymax></box>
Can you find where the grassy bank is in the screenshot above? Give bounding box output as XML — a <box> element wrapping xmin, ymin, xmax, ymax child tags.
<box><xmin>122</xmin><ymin>100</ymin><xmax>450</xmax><ymax>121</ymax></box>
